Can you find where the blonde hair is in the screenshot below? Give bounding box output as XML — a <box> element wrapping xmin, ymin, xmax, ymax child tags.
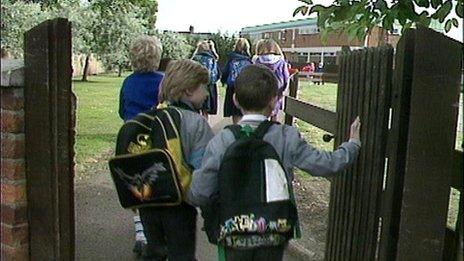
<box><xmin>234</xmin><ymin>38</ymin><xmax>251</xmax><ymax>56</ymax></box>
<box><xmin>255</xmin><ymin>38</ymin><xmax>283</xmax><ymax>56</ymax></box>
<box><xmin>192</xmin><ymin>40</ymin><xmax>219</xmax><ymax>59</ymax></box>
<box><xmin>130</xmin><ymin>35</ymin><xmax>163</xmax><ymax>72</ymax></box>
<box><xmin>158</xmin><ymin>59</ymin><xmax>209</xmax><ymax>103</ymax></box>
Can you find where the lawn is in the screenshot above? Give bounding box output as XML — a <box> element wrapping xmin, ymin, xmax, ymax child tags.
<box><xmin>73</xmin><ymin>74</ymin><xmax>127</xmax><ymax>172</ymax></box>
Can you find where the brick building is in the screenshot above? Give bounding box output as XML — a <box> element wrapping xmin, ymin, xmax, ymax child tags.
<box><xmin>240</xmin><ymin>17</ymin><xmax>401</xmax><ymax>68</ymax></box>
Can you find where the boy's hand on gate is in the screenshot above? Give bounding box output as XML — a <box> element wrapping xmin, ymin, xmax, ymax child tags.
<box><xmin>349</xmin><ymin>116</ymin><xmax>361</xmax><ymax>140</ymax></box>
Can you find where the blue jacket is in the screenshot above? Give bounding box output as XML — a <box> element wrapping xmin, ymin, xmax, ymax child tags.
<box><xmin>118</xmin><ymin>72</ymin><xmax>164</xmax><ymax>121</ymax></box>
<box><xmin>221</xmin><ymin>52</ymin><xmax>252</xmax><ymax>86</ymax></box>
<box><xmin>192</xmin><ymin>52</ymin><xmax>220</xmax><ymax>84</ymax></box>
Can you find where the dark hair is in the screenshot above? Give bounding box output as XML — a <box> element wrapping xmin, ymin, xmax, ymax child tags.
<box><xmin>158</xmin><ymin>57</ymin><xmax>173</xmax><ymax>72</ymax></box>
<box><xmin>234</xmin><ymin>64</ymin><xmax>279</xmax><ymax>111</ymax></box>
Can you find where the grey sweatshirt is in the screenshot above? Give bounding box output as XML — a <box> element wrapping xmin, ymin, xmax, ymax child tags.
<box><xmin>187</xmin><ymin>114</ymin><xmax>361</xmax><ymax>206</ymax></box>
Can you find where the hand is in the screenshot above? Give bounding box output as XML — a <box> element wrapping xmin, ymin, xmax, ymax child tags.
<box><xmin>349</xmin><ymin>116</ymin><xmax>361</xmax><ymax>140</ymax></box>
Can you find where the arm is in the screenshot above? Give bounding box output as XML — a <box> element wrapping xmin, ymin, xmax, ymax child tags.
<box><xmin>281</xmin><ymin>60</ymin><xmax>290</xmax><ymax>91</ymax></box>
<box><xmin>288</xmin><ymin>118</ymin><xmax>361</xmax><ymax>176</ymax></box>
<box><xmin>118</xmin><ymin>84</ymin><xmax>126</xmax><ymax>121</ymax></box>
<box><xmin>187</xmin><ymin>131</ymin><xmax>231</xmax><ymax>206</ymax></box>
<box><xmin>186</xmin><ymin>116</ymin><xmax>214</xmax><ymax>170</ymax></box>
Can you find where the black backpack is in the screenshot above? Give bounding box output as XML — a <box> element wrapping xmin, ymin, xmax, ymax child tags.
<box><xmin>109</xmin><ymin>107</ymin><xmax>192</xmax><ymax>209</ymax></box>
<box><xmin>203</xmin><ymin>121</ymin><xmax>298</xmax><ymax>249</ymax></box>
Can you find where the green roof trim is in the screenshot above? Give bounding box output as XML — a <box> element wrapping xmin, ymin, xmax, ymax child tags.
<box><xmin>241</xmin><ymin>18</ymin><xmax>317</xmax><ymax>34</ymax></box>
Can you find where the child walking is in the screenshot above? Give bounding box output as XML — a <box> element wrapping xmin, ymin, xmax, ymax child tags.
<box><xmin>187</xmin><ymin>64</ymin><xmax>361</xmax><ymax>261</ymax></box>
<box><xmin>117</xmin><ymin>35</ymin><xmax>164</xmax><ymax>257</ymax></box>
<box><xmin>253</xmin><ymin>39</ymin><xmax>290</xmax><ymax>122</ymax></box>
<box><xmin>192</xmin><ymin>40</ymin><xmax>221</xmax><ymax>120</ymax></box>
<box><xmin>221</xmin><ymin>38</ymin><xmax>252</xmax><ymax>124</ymax></box>
<box><xmin>137</xmin><ymin>59</ymin><xmax>215</xmax><ymax>260</ymax></box>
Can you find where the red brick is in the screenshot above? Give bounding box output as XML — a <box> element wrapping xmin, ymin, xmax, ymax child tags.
<box><xmin>1</xmin><ymin>223</ymin><xmax>29</xmax><ymax>246</ymax></box>
<box><xmin>0</xmin><ymin>88</ymin><xmax>24</xmax><ymax>110</ymax></box>
<box><xmin>0</xmin><ymin>134</ymin><xmax>25</xmax><ymax>159</ymax></box>
<box><xmin>1</xmin><ymin>203</ymin><xmax>28</xmax><ymax>225</ymax></box>
<box><xmin>1</xmin><ymin>182</ymin><xmax>27</xmax><ymax>204</ymax></box>
<box><xmin>1</xmin><ymin>110</ymin><xmax>24</xmax><ymax>133</ymax></box>
<box><xmin>1</xmin><ymin>243</ymin><xmax>29</xmax><ymax>261</ymax></box>
<box><xmin>1</xmin><ymin>159</ymin><xmax>25</xmax><ymax>181</ymax></box>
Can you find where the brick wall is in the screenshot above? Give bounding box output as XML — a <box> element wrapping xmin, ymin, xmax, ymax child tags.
<box><xmin>1</xmin><ymin>60</ymin><xmax>29</xmax><ymax>260</ymax></box>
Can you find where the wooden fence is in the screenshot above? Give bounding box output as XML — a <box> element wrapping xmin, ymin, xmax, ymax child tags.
<box><xmin>284</xmin><ymin>26</ymin><xmax>463</xmax><ymax>260</ymax></box>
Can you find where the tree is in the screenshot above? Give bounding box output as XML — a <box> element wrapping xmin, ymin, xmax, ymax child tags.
<box><xmin>209</xmin><ymin>32</ymin><xmax>237</xmax><ymax>68</ymax></box>
<box><xmin>91</xmin><ymin>0</ymin><xmax>149</xmax><ymax>76</ymax></box>
<box><xmin>293</xmin><ymin>0</ymin><xmax>464</xmax><ymax>41</ymax></box>
<box><xmin>156</xmin><ymin>32</ymin><xmax>194</xmax><ymax>59</ymax></box>
<box><xmin>48</xmin><ymin>0</ymin><xmax>97</xmax><ymax>81</ymax></box>
<box><xmin>1</xmin><ymin>0</ymin><xmax>50</xmax><ymax>57</ymax></box>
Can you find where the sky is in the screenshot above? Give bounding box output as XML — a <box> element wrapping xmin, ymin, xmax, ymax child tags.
<box><xmin>155</xmin><ymin>0</ymin><xmax>463</xmax><ymax>42</ymax></box>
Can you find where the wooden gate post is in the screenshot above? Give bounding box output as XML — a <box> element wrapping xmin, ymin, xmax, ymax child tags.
<box><xmin>392</xmin><ymin>26</ymin><xmax>462</xmax><ymax>260</ymax></box>
<box><xmin>24</xmin><ymin>18</ymin><xmax>75</xmax><ymax>260</ymax></box>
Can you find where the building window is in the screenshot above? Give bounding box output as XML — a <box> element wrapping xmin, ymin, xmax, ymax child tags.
<box><xmin>298</xmin><ymin>26</ymin><xmax>319</xmax><ymax>35</ymax></box>
<box><xmin>279</xmin><ymin>30</ymin><xmax>286</xmax><ymax>41</ymax></box>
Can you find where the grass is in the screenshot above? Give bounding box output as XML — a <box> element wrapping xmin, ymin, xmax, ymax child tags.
<box><xmin>73</xmin><ymin>74</ymin><xmax>127</xmax><ymax>168</ymax></box>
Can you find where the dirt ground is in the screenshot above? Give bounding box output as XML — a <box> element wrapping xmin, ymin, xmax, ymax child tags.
<box><xmin>293</xmin><ymin>172</ymin><xmax>331</xmax><ymax>260</ymax></box>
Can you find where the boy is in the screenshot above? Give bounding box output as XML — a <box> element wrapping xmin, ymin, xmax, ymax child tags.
<box><xmin>119</xmin><ymin>35</ymin><xmax>164</xmax><ymax>121</ymax></box>
<box><xmin>138</xmin><ymin>59</ymin><xmax>214</xmax><ymax>260</ymax></box>
<box><xmin>187</xmin><ymin>64</ymin><xmax>361</xmax><ymax>260</ymax></box>
<box><xmin>117</xmin><ymin>34</ymin><xmax>164</xmax><ymax>257</ymax></box>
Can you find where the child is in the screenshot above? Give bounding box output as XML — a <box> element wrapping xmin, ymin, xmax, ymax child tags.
<box><xmin>117</xmin><ymin>35</ymin><xmax>164</xmax><ymax>257</ymax></box>
<box><xmin>192</xmin><ymin>40</ymin><xmax>221</xmax><ymax>120</ymax></box>
<box><xmin>221</xmin><ymin>38</ymin><xmax>252</xmax><ymax>124</ymax></box>
<box><xmin>119</xmin><ymin>35</ymin><xmax>164</xmax><ymax>122</ymax></box>
<box><xmin>138</xmin><ymin>59</ymin><xmax>215</xmax><ymax>260</ymax></box>
<box><xmin>253</xmin><ymin>39</ymin><xmax>290</xmax><ymax>122</ymax></box>
<box><xmin>187</xmin><ymin>64</ymin><xmax>361</xmax><ymax>261</ymax></box>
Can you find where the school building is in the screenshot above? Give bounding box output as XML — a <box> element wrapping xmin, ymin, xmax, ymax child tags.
<box><xmin>240</xmin><ymin>17</ymin><xmax>402</xmax><ymax>67</ymax></box>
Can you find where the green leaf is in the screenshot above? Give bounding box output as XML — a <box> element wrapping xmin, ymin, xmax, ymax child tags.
<box><xmin>293</xmin><ymin>5</ymin><xmax>309</xmax><ymax>17</ymax></box>
<box><xmin>375</xmin><ymin>0</ymin><xmax>388</xmax><ymax>11</ymax></box>
<box><xmin>413</xmin><ymin>0</ymin><xmax>430</xmax><ymax>8</ymax></box>
<box><xmin>431</xmin><ymin>0</ymin><xmax>443</xmax><ymax>9</ymax></box>
<box><xmin>456</xmin><ymin>4</ymin><xmax>464</xmax><ymax>18</ymax></box>
<box><xmin>433</xmin><ymin>1</ymin><xmax>453</xmax><ymax>23</ymax></box>
<box><xmin>418</xmin><ymin>11</ymin><xmax>431</xmax><ymax>26</ymax></box>
<box><xmin>445</xmin><ymin>19</ymin><xmax>452</xmax><ymax>32</ymax></box>
<box><xmin>297</xmin><ymin>0</ymin><xmax>313</xmax><ymax>4</ymax></box>
<box><xmin>452</xmin><ymin>17</ymin><xmax>459</xmax><ymax>27</ymax></box>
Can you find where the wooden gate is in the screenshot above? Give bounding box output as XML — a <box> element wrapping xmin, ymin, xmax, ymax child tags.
<box><xmin>24</xmin><ymin>18</ymin><xmax>75</xmax><ymax>260</ymax></box>
<box><xmin>284</xmin><ymin>26</ymin><xmax>463</xmax><ymax>260</ymax></box>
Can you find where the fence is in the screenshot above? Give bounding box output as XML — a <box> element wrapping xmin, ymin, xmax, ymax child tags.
<box><xmin>284</xmin><ymin>26</ymin><xmax>463</xmax><ymax>260</ymax></box>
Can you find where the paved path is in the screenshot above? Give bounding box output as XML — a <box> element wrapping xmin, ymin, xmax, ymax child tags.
<box><xmin>75</xmin><ymin>95</ymin><xmax>303</xmax><ymax>260</ymax></box>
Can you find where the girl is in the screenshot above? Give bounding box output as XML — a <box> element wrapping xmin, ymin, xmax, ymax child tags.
<box><xmin>221</xmin><ymin>38</ymin><xmax>252</xmax><ymax>124</ymax></box>
<box><xmin>192</xmin><ymin>40</ymin><xmax>220</xmax><ymax>120</ymax></box>
<box><xmin>253</xmin><ymin>39</ymin><xmax>290</xmax><ymax>122</ymax></box>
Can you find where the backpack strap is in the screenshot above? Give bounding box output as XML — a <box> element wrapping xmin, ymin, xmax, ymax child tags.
<box><xmin>254</xmin><ymin>120</ymin><xmax>278</xmax><ymax>139</ymax></box>
<box><xmin>225</xmin><ymin>121</ymin><xmax>278</xmax><ymax>140</ymax></box>
<box><xmin>224</xmin><ymin>125</ymin><xmax>242</xmax><ymax>140</ymax></box>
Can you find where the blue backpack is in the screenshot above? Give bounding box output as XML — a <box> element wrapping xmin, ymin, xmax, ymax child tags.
<box><xmin>227</xmin><ymin>59</ymin><xmax>251</xmax><ymax>87</ymax></box>
<box><xmin>193</xmin><ymin>53</ymin><xmax>219</xmax><ymax>84</ymax></box>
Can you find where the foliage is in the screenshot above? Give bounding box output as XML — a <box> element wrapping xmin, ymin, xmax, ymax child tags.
<box><xmin>48</xmin><ymin>0</ymin><xmax>96</xmax><ymax>56</ymax></box>
<box><xmin>1</xmin><ymin>0</ymin><xmax>50</xmax><ymax>57</ymax></box>
<box><xmin>72</xmin><ymin>74</ymin><xmax>125</xmax><ymax>166</ymax></box>
<box><xmin>293</xmin><ymin>0</ymin><xmax>464</xmax><ymax>41</ymax></box>
<box><xmin>156</xmin><ymin>31</ymin><xmax>194</xmax><ymax>59</ymax></box>
<box><xmin>90</xmin><ymin>0</ymin><xmax>149</xmax><ymax>73</ymax></box>
<box><xmin>209</xmin><ymin>32</ymin><xmax>237</xmax><ymax>68</ymax></box>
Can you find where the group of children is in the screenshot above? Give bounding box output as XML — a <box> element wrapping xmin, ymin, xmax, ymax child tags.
<box><xmin>116</xmin><ymin>35</ymin><xmax>361</xmax><ymax>261</ymax></box>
